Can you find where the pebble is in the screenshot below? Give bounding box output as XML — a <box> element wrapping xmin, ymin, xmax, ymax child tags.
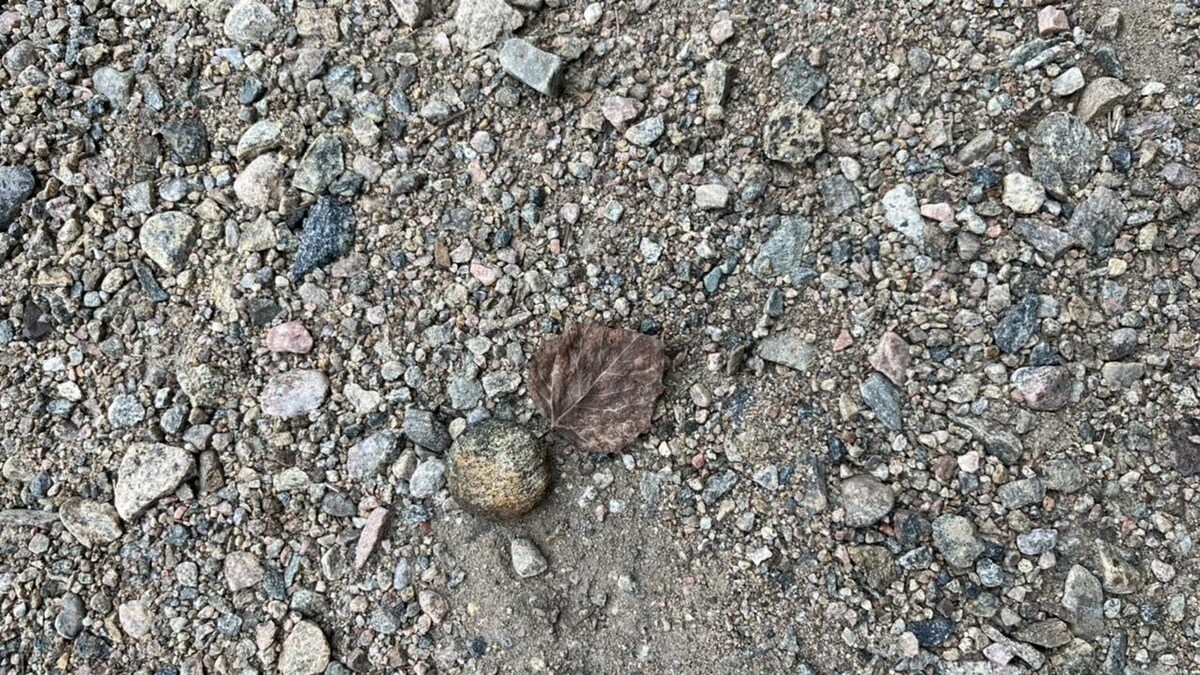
<box><xmin>107</xmin><ymin>393</ymin><xmax>145</xmax><ymax>429</ymax></box>
<box><xmin>408</xmin><ymin>458</ymin><xmax>447</xmax><ymax>498</ymax></box>
<box><xmin>881</xmin><ymin>184</ymin><xmax>925</xmax><ymax>244</ymax></box>
<box><xmin>840</xmin><ymin>475</ymin><xmax>894</xmax><ymax>527</ymax></box>
<box><xmin>818</xmin><ymin>175</ymin><xmax>859</xmax><ymax>216</ymax></box>
<box><xmin>236</xmin><ymin>120</ymin><xmax>282</xmax><ymax>161</ymax></box>
<box><xmin>403</xmin><ymin>409</ymin><xmax>450</xmax><ymax>452</ymax></box>
<box><xmin>1029</xmin><ymin>112</ymin><xmax>1099</xmax><ymax>194</ymax></box>
<box><xmin>1011</xmin><ymin>366</ymin><xmax>1073</xmax><ymax>411</ymax></box>
<box><xmin>932</xmin><ymin>514</ymin><xmax>984</xmax><ymax>568</ymax></box>
<box><xmin>418</xmin><ymin>590</ymin><xmax>448</xmax><ymax>623</ymax></box>
<box><xmin>118</xmin><ymin>600</ymin><xmax>152</xmax><ymax>640</ymax></box>
<box><xmin>347</xmin><ymin>431</ymin><xmax>399</xmax><ymax>480</ymax></box>
<box><xmin>1001</xmin><ymin>173</ymin><xmax>1045</xmax><ymax>214</ymax></box>
<box><xmin>1097</xmin><ymin>542</ymin><xmax>1140</xmax><ymax>595</ymax></box>
<box><xmin>391</xmin><ymin>0</ymin><xmax>432</xmax><ymax>27</ymax></box>
<box><xmin>908</xmin><ymin>618</ymin><xmax>956</xmax><ymax>648</ymax></box>
<box><xmin>1015</xmin><ymin>527</ymin><xmax>1056</xmax><ymax>555</ymax></box>
<box><xmin>292</xmin><ymin>135</ymin><xmax>345</xmax><ymax>195</ymax></box>
<box><xmin>1037</xmin><ymin>6</ymin><xmax>1069</xmax><ymax>36</ymax></box>
<box><xmin>1076</xmin><ymin>76</ymin><xmax>1131</xmax><ymax>124</ymax></box>
<box><xmin>293</xmin><ymin>197</ymin><xmax>355</xmax><ymax>278</ymax></box>
<box><xmin>510</xmin><ymin>536</ymin><xmax>549</xmax><ymax>577</ymax></box>
<box><xmin>695</xmin><ymin>184</ymin><xmax>730</xmax><ymax>210</ymax></box>
<box><xmin>278</xmin><ymin>620</ymin><xmax>330</xmax><ymax>675</ymax></box>
<box><xmin>224</xmin><ymin>0</ymin><xmax>279</xmax><ymax>45</ymax></box>
<box><xmin>625</xmin><ymin>115</ymin><xmax>665</xmax><ymax>147</ymax></box>
<box><xmin>234</xmin><ymin>154</ymin><xmax>282</xmax><ymax>210</ymax></box>
<box><xmin>601</xmin><ymin>96</ymin><xmax>643</xmax><ymax>130</ymax></box>
<box><xmin>114</xmin><ymin>443</ymin><xmax>195</xmax><ymax>521</ymax></box>
<box><xmin>859</xmin><ymin>373</ymin><xmax>904</xmax><ymax>431</ymax></box>
<box><xmin>1067</xmin><ymin>186</ymin><xmax>1127</xmax><ymax>253</ymax></box>
<box><xmin>59</xmin><ymin>499</ymin><xmax>123</xmax><ymax>547</ymax></box>
<box><xmin>751</xmin><ymin>215</ymin><xmax>813</xmax><ymax>282</ymax></box>
<box><xmin>447</xmin><ymin>420</ymin><xmax>549</xmax><ymax>519</ymax></box>
<box><xmin>499</xmin><ymin>38</ymin><xmax>563</xmax><ymax>96</ymax></box>
<box><xmin>0</xmin><ymin>165</ymin><xmax>35</xmax><ymax>227</ymax></box>
<box><xmin>260</xmin><ymin>370</ymin><xmax>329</xmax><ymax>418</ymax></box>
<box><xmin>1052</xmin><ymin>67</ymin><xmax>1085</xmax><ymax>97</ymax></box>
<box><xmin>1062</xmin><ymin>564</ymin><xmax>1104</xmax><ymax>638</ymax></box>
<box><xmin>1013</xmin><ymin>218</ymin><xmax>1073</xmax><ymax>261</ymax></box>
<box><xmin>92</xmin><ymin>66</ymin><xmax>134</xmax><ymax>111</ymax></box>
<box><xmin>758</xmin><ymin>333</ymin><xmax>814</xmax><ymax>373</ymax></box>
<box><xmin>160</xmin><ymin>120</ymin><xmax>209</xmax><ymax>166</ymax></box>
<box><xmin>762</xmin><ymin>101</ymin><xmax>824</xmax><ymax>165</ymax></box>
<box><xmin>354</xmin><ymin>507</ymin><xmax>389</xmax><ymax>569</ymax></box>
<box><xmin>266</xmin><ymin>321</ymin><xmax>314</xmax><ymax>354</ymax></box>
<box><xmin>224</xmin><ymin>551</ymin><xmax>264</xmax><ymax>591</ymax></box>
<box><xmin>139</xmin><ymin>211</ymin><xmax>198</xmax><ymax>274</ymax></box>
<box><xmin>1014</xmin><ymin>619</ymin><xmax>1072</xmax><ymax>649</ymax></box>
<box><xmin>993</xmin><ymin>294</ymin><xmax>1039</xmax><ymax>354</ymax></box>
<box><xmin>55</xmin><ymin>593</ymin><xmax>85</xmax><ymax>639</ymax></box>
<box><xmin>869</xmin><ymin>331</ymin><xmax>909</xmax><ymax>386</ymax></box>
<box><xmin>454</xmin><ymin>0</ymin><xmax>523</xmax><ymax>52</ymax></box>
<box><xmin>1000</xmin><ymin>478</ymin><xmax>1045</xmax><ymax>510</ymax></box>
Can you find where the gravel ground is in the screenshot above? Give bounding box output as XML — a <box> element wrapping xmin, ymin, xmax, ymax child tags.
<box><xmin>2</xmin><ymin>0</ymin><xmax>1200</xmax><ymax>673</ymax></box>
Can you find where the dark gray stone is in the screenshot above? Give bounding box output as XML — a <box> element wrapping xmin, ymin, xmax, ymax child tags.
<box><xmin>403</xmin><ymin>409</ymin><xmax>450</xmax><ymax>452</ymax></box>
<box><xmin>908</xmin><ymin>618</ymin><xmax>955</xmax><ymax>648</ymax></box>
<box><xmin>949</xmin><ymin>415</ymin><xmax>1023</xmax><ymax>465</ymax></box>
<box><xmin>994</xmin><ymin>294</ymin><xmax>1040</xmax><ymax>354</ymax></box>
<box><xmin>703</xmin><ymin>470</ymin><xmax>738</xmax><ymax>505</ymax></box>
<box><xmin>1029</xmin><ymin>112</ymin><xmax>1100</xmax><ymax>195</ymax></box>
<box><xmin>751</xmin><ymin>215</ymin><xmax>813</xmax><ymax>283</ymax></box>
<box><xmin>293</xmin><ymin>134</ymin><xmax>345</xmax><ymax>195</ymax></box>
<box><xmin>777</xmin><ymin>59</ymin><xmax>827</xmax><ymax>106</ymax></box>
<box><xmin>818</xmin><ymin>175</ymin><xmax>859</xmax><ymax>216</ymax></box>
<box><xmin>0</xmin><ymin>166</ymin><xmax>35</xmax><ymax>227</ymax></box>
<box><xmin>161</xmin><ymin>120</ymin><xmax>210</xmax><ymax>165</ymax></box>
<box><xmin>860</xmin><ymin>373</ymin><xmax>903</xmax><ymax>431</ymax></box>
<box><xmin>293</xmin><ymin>197</ymin><xmax>354</xmax><ymax>279</ymax></box>
<box><xmin>1014</xmin><ymin>218</ymin><xmax>1073</xmax><ymax>261</ymax></box>
<box><xmin>1067</xmin><ymin>186</ymin><xmax>1127</xmax><ymax>253</ymax></box>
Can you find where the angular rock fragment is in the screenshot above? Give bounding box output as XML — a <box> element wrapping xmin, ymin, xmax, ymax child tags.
<box><xmin>499</xmin><ymin>38</ymin><xmax>563</xmax><ymax>96</ymax></box>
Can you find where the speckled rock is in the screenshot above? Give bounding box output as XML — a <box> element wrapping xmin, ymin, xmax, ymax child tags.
<box><xmin>139</xmin><ymin>212</ymin><xmax>198</xmax><ymax>274</ymax></box>
<box><xmin>60</xmin><ymin>499</ymin><xmax>123</xmax><ymax>547</ymax></box>
<box><xmin>114</xmin><ymin>443</ymin><xmax>196</xmax><ymax>521</ymax></box>
<box><xmin>762</xmin><ymin>101</ymin><xmax>824</xmax><ymax>165</ymax></box>
<box><xmin>260</xmin><ymin>370</ymin><xmax>329</xmax><ymax>418</ymax></box>
<box><xmin>447</xmin><ymin>420</ymin><xmax>549</xmax><ymax>520</ymax></box>
<box><xmin>278</xmin><ymin>620</ymin><xmax>330</xmax><ymax>675</ymax></box>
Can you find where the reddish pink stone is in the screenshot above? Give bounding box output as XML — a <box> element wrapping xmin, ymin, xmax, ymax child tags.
<box><xmin>833</xmin><ymin>329</ymin><xmax>854</xmax><ymax>352</ymax></box>
<box><xmin>920</xmin><ymin>202</ymin><xmax>954</xmax><ymax>222</ymax></box>
<box><xmin>354</xmin><ymin>507</ymin><xmax>389</xmax><ymax>570</ymax></box>
<box><xmin>470</xmin><ymin>262</ymin><xmax>499</xmax><ymax>286</ymax></box>
<box><xmin>266</xmin><ymin>321</ymin><xmax>314</xmax><ymax>354</ymax></box>
<box><xmin>1037</xmin><ymin>6</ymin><xmax>1069</xmax><ymax>36</ymax></box>
<box><xmin>601</xmin><ymin>96</ymin><xmax>643</xmax><ymax>131</ymax></box>
<box><xmin>869</xmin><ymin>331</ymin><xmax>910</xmax><ymax>386</ymax></box>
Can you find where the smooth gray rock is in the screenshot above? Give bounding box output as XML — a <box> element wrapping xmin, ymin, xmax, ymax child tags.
<box><xmin>1062</xmin><ymin>564</ymin><xmax>1104</xmax><ymax>638</ymax></box>
<box><xmin>751</xmin><ymin>215</ymin><xmax>813</xmax><ymax>282</ymax></box>
<box><xmin>841</xmin><ymin>475</ymin><xmax>894</xmax><ymax>527</ymax></box>
<box><xmin>93</xmin><ymin>66</ymin><xmax>134</xmax><ymax>111</ymax></box>
<box><xmin>1014</xmin><ymin>218</ymin><xmax>1074</xmax><ymax>261</ymax></box>
<box><xmin>408</xmin><ymin>458</ymin><xmax>447</xmax><ymax>498</ymax></box>
<box><xmin>403</xmin><ymin>409</ymin><xmax>450</xmax><ymax>452</ymax></box>
<box><xmin>60</xmin><ymin>499</ymin><xmax>123</xmax><ymax>547</ymax></box>
<box><xmin>758</xmin><ymin>333</ymin><xmax>814</xmax><ymax>372</ymax></box>
<box><xmin>499</xmin><ymin>38</ymin><xmax>563</xmax><ymax>96</ymax></box>
<box><xmin>881</xmin><ymin>184</ymin><xmax>924</xmax><ymax>244</ymax></box>
<box><xmin>510</xmin><ymin>536</ymin><xmax>548</xmax><ymax>577</ymax></box>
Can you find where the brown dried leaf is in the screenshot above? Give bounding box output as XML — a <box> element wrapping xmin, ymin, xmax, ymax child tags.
<box><xmin>529</xmin><ymin>323</ymin><xmax>666</xmax><ymax>454</ymax></box>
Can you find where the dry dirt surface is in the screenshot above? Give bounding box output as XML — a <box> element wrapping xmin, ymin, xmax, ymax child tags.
<box><xmin>2</xmin><ymin>0</ymin><xmax>1200</xmax><ymax>673</ymax></box>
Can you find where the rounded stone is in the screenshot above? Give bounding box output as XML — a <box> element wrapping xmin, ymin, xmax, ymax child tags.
<box><xmin>447</xmin><ymin>420</ymin><xmax>549</xmax><ymax>520</ymax></box>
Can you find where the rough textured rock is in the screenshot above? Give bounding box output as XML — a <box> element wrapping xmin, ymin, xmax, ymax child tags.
<box><xmin>1011</xmin><ymin>366</ymin><xmax>1073</xmax><ymax>411</ymax></box>
<box><xmin>1067</xmin><ymin>186</ymin><xmax>1127</xmax><ymax>253</ymax></box>
<box><xmin>447</xmin><ymin>420</ymin><xmax>549</xmax><ymax>520</ymax></box>
<box><xmin>347</xmin><ymin>431</ymin><xmax>399</xmax><ymax>480</ymax></box>
<box><xmin>751</xmin><ymin>215</ymin><xmax>813</xmax><ymax>283</ymax></box>
<box><xmin>881</xmin><ymin>184</ymin><xmax>925</xmax><ymax>244</ymax></box>
<box><xmin>758</xmin><ymin>333</ymin><xmax>814</xmax><ymax>372</ymax></box>
<box><xmin>139</xmin><ymin>212</ymin><xmax>198</xmax><ymax>274</ymax></box>
<box><xmin>114</xmin><ymin>443</ymin><xmax>196</xmax><ymax>521</ymax></box>
<box><xmin>932</xmin><ymin>515</ymin><xmax>984</xmax><ymax>568</ymax></box>
<box><xmin>1029</xmin><ymin>112</ymin><xmax>1100</xmax><ymax>194</ymax></box>
<box><xmin>278</xmin><ymin>620</ymin><xmax>330</xmax><ymax>675</ymax></box>
<box><xmin>510</xmin><ymin>536</ymin><xmax>549</xmax><ymax>577</ymax></box>
<box><xmin>260</xmin><ymin>370</ymin><xmax>329</xmax><ymax>418</ymax></box>
<box><xmin>762</xmin><ymin>101</ymin><xmax>824</xmax><ymax>165</ymax></box>
<box><xmin>454</xmin><ymin>0</ymin><xmax>523</xmax><ymax>52</ymax></box>
<box><xmin>224</xmin><ymin>0</ymin><xmax>279</xmax><ymax>45</ymax></box>
<box><xmin>0</xmin><ymin>165</ymin><xmax>35</xmax><ymax>227</ymax></box>
<box><xmin>293</xmin><ymin>197</ymin><xmax>355</xmax><ymax>279</ymax></box>
<box><xmin>60</xmin><ymin>499</ymin><xmax>123</xmax><ymax>547</ymax></box>
<box><xmin>1076</xmin><ymin>76</ymin><xmax>1131</xmax><ymax>124</ymax></box>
